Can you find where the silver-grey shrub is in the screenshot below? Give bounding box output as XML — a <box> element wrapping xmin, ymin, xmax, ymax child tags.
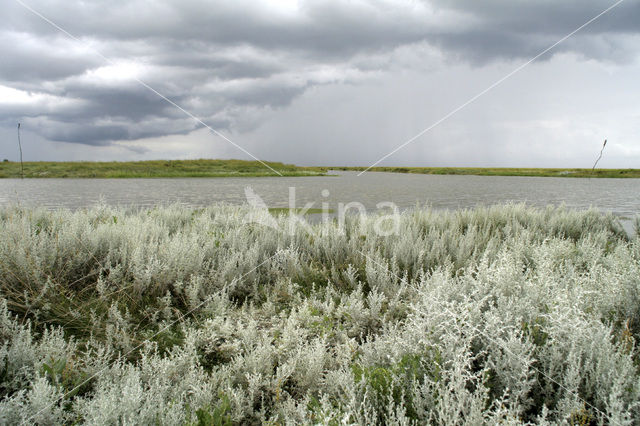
<box><xmin>0</xmin><ymin>203</ymin><xmax>638</xmax><ymax>424</ymax></box>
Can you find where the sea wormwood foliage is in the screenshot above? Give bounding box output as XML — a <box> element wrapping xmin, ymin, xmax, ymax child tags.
<box><xmin>0</xmin><ymin>203</ymin><xmax>638</xmax><ymax>424</ymax></box>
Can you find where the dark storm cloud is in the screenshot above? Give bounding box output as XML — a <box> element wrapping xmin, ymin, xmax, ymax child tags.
<box><xmin>60</xmin><ymin>86</ymin><xmax>178</xmax><ymax>121</ymax></box>
<box><xmin>432</xmin><ymin>0</ymin><xmax>640</xmax><ymax>35</ymax></box>
<box><xmin>429</xmin><ymin>0</ymin><xmax>640</xmax><ymax>64</ymax></box>
<box><xmin>5</xmin><ymin>1</ymin><xmax>435</xmax><ymax>56</ymax></box>
<box><xmin>0</xmin><ymin>32</ymin><xmax>102</xmax><ymax>84</ymax></box>
<box><xmin>8</xmin><ymin>0</ymin><xmax>638</xmax><ymax>61</ymax></box>
<box><xmin>1</xmin><ymin>0</ymin><xmax>639</xmax><ymax>147</ymax></box>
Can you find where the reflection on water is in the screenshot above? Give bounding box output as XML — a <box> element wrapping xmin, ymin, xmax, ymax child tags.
<box><xmin>1</xmin><ymin>171</ymin><xmax>638</xmax><ymax>232</ymax></box>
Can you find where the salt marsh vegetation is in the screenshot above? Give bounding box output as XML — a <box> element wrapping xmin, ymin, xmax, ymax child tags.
<box><xmin>333</xmin><ymin>166</ymin><xmax>640</xmax><ymax>179</ymax></box>
<box><xmin>0</xmin><ymin>203</ymin><xmax>639</xmax><ymax>424</ymax></box>
<box><xmin>0</xmin><ymin>159</ymin><xmax>326</xmax><ymax>178</ymax></box>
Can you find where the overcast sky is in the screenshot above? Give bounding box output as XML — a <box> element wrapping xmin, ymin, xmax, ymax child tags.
<box><xmin>1</xmin><ymin>0</ymin><xmax>639</xmax><ymax>167</ymax></box>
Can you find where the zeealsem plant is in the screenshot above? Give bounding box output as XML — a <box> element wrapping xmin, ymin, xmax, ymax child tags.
<box><xmin>0</xmin><ymin>203</ymin><xmax>638</xmax><ymax>424</ymax></box>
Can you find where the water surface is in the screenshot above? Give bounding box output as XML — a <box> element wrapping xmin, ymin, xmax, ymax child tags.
<box><xmin>1</xmin><ymin>171</ymin><xmax>638</xmax><ymax>232</ymax></box>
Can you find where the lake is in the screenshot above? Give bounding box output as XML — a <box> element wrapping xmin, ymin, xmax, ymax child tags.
<box><xmin>1</xmin><ymin>171</ymin><xmax>638</xmax><ymax>233</ymax></box>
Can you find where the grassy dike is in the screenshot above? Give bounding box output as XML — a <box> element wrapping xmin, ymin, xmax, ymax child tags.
<box><xmin>332</xmin><ymin>166</ymin><xmax>640</xmax><ymax>178</ymax></box>
<box><xmin>0</xmin><ymin>203</ymin><xmax>639</xmax><ymax>424</ymax></box>
<box><xmin>0</xmin><ymin>159</ymin><xmax>327</xmax><ymax>178</ymax></box>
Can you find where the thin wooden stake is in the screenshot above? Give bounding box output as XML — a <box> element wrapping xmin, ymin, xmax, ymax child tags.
<box><xmin>17</xmin><ymin>123</ymin><xmax>24</xmax><ymax>179</ymax></box>
<box><xmin>591</xmin><ymin>139</ymin><xmax>607</xmax><ymax>174</ymax></box>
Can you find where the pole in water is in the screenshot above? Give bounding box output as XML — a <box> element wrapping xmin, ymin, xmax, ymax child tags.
<box><xmin>17</xmin><ymin>123</ymin><xmax>24</xmax><ymax>179</ymax></box>
<box><xmin>591</xmin><ymin>139</ymin><xmax>607</xmax><ymax>173</ymax></box>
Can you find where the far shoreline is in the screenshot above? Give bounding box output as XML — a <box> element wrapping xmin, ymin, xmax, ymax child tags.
<box><xmin>331</xmin><ymin>166</ymin><xmax>640</xmax><ymax>179</ymax></box>
<box><xmin>1</xmin><ymin>159</ymin><xmax>638</xmax><ymax>179</ymax></box>
<box><xmin>0</xmin><ymin>159</ymin><xmax>327</xmax><ymax>179</ymax></box>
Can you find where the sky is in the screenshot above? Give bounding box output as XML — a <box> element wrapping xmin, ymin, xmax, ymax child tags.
<box><xmin>1</xmin><ymin>0</ymin><xmax>639</xmax><ymax>168</ymax></box>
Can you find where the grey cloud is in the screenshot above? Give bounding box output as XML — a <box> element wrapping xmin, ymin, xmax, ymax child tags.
<box><xmin>59</xmin><ymin>86</ymin><xmax>177</xmax><ymax>121</ymax></box>
<box><xmin>41</xmin><ymin>122</ymin><xmax>129</xmax><ymax>145</ymax></box>
<box><xmin>1</xmin><ymin>0</ymin><xmax>639</xmax><ymax>150</ymax></box>
<box><xmin>0</xmin><ymin>32</ymin><xmax>102</xmax><ymax>84</ymax></box>
<box><xmin>30</xmin><ymin>115</ymin><xmax>206</xmax><ymax>145</ymax></box>
<box><xmin>432</xmin><ymin>0</ymin><xmax>640</xmax><ymax>35</ymax></box>
<box><xmin>429</xmin><ymin>0</ymin><xmax>640</xmax><ymax>64</ymax></box>
<box><xmin>7</xmin><ymin>1</ymin><xmax>439</xmax><ymax>56</ymax></box>
<box><xmin>224</xmin><ymin>86</ymin><xmax>304</xmax><ymax>108</ymax></box>
<box><xmin>9</xmin><ymin>1</ymin><xmax>639</xmax><ymax>61</ymax></box>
